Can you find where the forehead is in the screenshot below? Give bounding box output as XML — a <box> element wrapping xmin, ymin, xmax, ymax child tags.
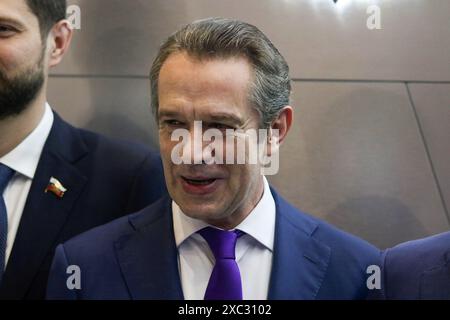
<box><xmin>160</xmin><ymin>52</ymin><xmax>252</xmax><ymax>90</ymax></box>
<box><xmin>0</xmin><ymin>0</ymin><xmax>37</xmax><ymax>25</ymax></box>
<box><xmin>158</xmin><ymin>52</ymin><xmax>254</xmax><ymax>114</ymax></box>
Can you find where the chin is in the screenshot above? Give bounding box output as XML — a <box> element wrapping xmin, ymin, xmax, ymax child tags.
<box><xmin>180</xmin><ymin>202</ymin><xmax>222</xmax><ymax>220</ymax></box>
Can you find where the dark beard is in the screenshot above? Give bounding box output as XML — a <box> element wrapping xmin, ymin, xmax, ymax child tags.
<box><xmin>0</xmin><ymin>55</ymin><xmax>45</xmax><ymax>121</ymax></box>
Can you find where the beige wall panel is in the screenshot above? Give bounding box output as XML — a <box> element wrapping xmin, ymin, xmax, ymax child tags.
<box><xmin>54</xmin><ymin>0</ymin><xmax>450</xmax><ymax>81</ymax></box>
<box><xmin>269</xmin><ymin>82</ymin><xmax>449</xmax><ymax>248</ymax></box>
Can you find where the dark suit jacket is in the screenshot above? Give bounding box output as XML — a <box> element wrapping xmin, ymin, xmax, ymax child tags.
<box><xmin>370</xmin><ymin>232</ymin><xmax>450</xmax><ymax>300</ymax></box>
<box><xmin>0</xmin><ymin>112</ymin><xmax>166</xmax><ymax>299</ymax></box>
<box><xmin>47</xmin><ymin>188</ymin><xmax>380</xmax><ymax>300</ymax></box>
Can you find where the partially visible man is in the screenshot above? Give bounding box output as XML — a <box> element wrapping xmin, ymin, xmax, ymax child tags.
<box><xmin>47</xmin><ymin>18</ymin><xmax>380</xmax><ymax>300</ymax></box>
<box><xmin>370</xmin><ymin>232</ymin><xmax>450</xmax><ymax>299</ymax></box>
<box><xmin>0</xmin><ymin>0</ymin><xmax>166</xmax><ymax>299</ymax></box>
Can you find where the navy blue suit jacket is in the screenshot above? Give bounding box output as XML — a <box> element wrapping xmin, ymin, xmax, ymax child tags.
<box><xmin>47</xmin><ymin>188</ymin><xmax>380</xmax><ymax>300</ymax></box>
<box><xmin>371</xmin><ymin>232</ymin><xmax>450</xmax><ymax>300</ymax></box>
<box><xmin>0</xmin><ymin>112</ymin><xmax>166</xmax><ymax>299</ymax></box>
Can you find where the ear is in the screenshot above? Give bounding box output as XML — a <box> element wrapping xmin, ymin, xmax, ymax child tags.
<box><xmin>266</xmin><ymin>106</ymin><xmax>293</xmax><ymax>156</ymax></box>
<box><xmin>47</xmin><ymin>20</ymin><xmax>73</xmax><ymax>68</ymax></box>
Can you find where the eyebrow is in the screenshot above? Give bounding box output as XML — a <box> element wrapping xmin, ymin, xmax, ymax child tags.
<box><xmin>207</xmin><ymin>113</ymin><xmax>244</xmax><ymax>125</ymax></box>
<box><xmin>158</xmin><ymin>110</ymin><xmax>181</xmax><ymax>120</ymax></box>
<box><xmin>0</xmin><ymin>16</ymin><xmax>26</xmax><ymax>29</ymax></box>
<box><xmin>158</xmin><ymin>110</ymin><xmax>244</xmax><ymax>125</ymax></box>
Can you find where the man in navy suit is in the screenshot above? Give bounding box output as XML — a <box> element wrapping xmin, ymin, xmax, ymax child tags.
<box><xmin>370</xmin><ymin>232</ymin><xmax>450</xmax><ymax>299</ymax></box>
<box><xmin>0</xmin><ymin>0</ymin><xmax>165</xmax><ymax>299</ymax></box>
<box><xmin>47</xmin><ymin>18</ymin><xmax>380</xmax><ymax>300</ymax></box>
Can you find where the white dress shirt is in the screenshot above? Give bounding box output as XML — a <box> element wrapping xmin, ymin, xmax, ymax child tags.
<box><xmin>0</xmin><ymin>103</ymin><xmax>54</xmax><ymax>266</ymax></box>
<box><xmin>173</xmin><ymin>176</ymin><xmax>276</xmax><ymax>300</ymax></box>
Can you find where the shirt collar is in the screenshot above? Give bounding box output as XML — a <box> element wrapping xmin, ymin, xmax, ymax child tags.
<box><xmin>172</xmin><ymin>176</ymin><xmax>276</xmax><ymax>251</ymax></box>
<box><xmin>0</xmin><ymin>103</ymin><xmax>54</xmax><ymax>179</ymax></box>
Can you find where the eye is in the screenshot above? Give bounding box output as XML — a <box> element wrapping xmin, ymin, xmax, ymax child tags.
<box><xmin>208</xmin><ymin>123</ymin><xmax>234</xmax><ymax>130</ymax></box>
<box><xmin>163</xmin><ymin>119</ymin><xmax>185</xmax><ymax>127</ymax></box>
<box><xmin>168</xmin><ymin>120</ymin><xmax>182</xmax><ymax>126</ymax></box>
<box><xmin>0</xmin><ymin>25</ymin><xmax>17</xmax><ymax>37</ymax></box>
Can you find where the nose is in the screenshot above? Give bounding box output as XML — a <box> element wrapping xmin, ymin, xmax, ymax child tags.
<box><xmin>179</xmin><ymin>121</ymin><xmax>217</xmax><ymax>165</ymax></box>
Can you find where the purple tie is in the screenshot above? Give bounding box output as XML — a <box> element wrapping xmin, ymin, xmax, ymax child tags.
<box><xmin>198</xmin><ymin>227</ymin><xmax>243</xmax><ymax>300</ymax></box>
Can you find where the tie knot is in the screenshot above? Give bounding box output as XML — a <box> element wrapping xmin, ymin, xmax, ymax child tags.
<box><xmin>198</xmin><ymin>227</ymin><xmax>242</xmax><ymax>260</ymax></box>
<box><xmin>0</xmin><ymin>164</ymin><xmax>14</xmax><ymax>193</ymax></box>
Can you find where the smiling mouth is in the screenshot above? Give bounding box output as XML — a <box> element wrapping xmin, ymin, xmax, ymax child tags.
<box><xmin>182</xmin><ymin>177</ymin><xmax>217</xmax><ymax>185</ymax></box>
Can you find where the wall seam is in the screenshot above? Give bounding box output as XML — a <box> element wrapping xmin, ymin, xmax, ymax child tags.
<box><xmin>405</xmin><ymin>82</ymin><xmax>450</xmax><ymax>226</ymax></box>
<box><xmin>48</xmin><ymin>74</ymin><xmax>450</xmax><ymax>84</ymax></box>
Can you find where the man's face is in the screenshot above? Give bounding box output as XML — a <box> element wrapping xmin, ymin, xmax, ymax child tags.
<box><xmin>0</xmin><ymin>0</ymin><xmax>46</xmax><ymax>120</ymax></box>
<box><xmin>158</xmin><ymin>52</ymin><xmax>265</xmax><ymax>228</ymax></box>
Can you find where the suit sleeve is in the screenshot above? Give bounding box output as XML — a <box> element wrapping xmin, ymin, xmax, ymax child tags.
<box><xmin>46</xmin><ymin>244</ymin><xmax>78</xmax><ymax>300</ymax></box>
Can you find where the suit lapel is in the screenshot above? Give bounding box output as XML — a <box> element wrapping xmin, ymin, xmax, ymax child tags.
<box><xmin>114</xmin><ymin>190</ymin><xmax>332</xmax><ymax>300</ymax></box>
<box><xmin>0</xmin><ymin>113</ymin><xmax>88</xmax><ymax>299</ymax></box>
<box><xmin>268</xmin><ymin>189</ymin><xmax>331</xmax><ymax>300</ymax></box>
<box><xmin>114</xmin><ymin>197</ymin><xmax>184</xmax><ymax>300</ymax></box>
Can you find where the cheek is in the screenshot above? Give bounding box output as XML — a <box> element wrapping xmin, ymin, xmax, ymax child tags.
<box><xmin>158</xmin><ymin>141</ymin><xmax>174</xmax><ymax>170</ymax></box>
<box><xmin>0</xmin><ymin>46</ymin><xmax>21</xmax><ymax>71</ymax></box>
<box><xmin>159</xmin><ymin>143</ymin><xmax>171</xmax><ymax>161</ymax></box>
<box><xmin>0</xmin><ymin>41</ymin><xmax>41</xmax><ymax>73</ymax></box>
<box><xmin>233</xmin><ymin>164</ymin><xmax>261</xmax><ymax>193</ymax></box>
<box><xmin>159</xmin><ymin>133</ymin><xmax>173</xmax><ymax>159</ymax></box>
<box><xmin>226</xmin><ymin>165</ymin><xmax>250</xmax><ymax>191</ymax></box>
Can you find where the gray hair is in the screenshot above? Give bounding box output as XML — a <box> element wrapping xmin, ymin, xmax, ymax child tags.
<box><xmin>150</xmin><ymin>17</ymin><xmax>291</xmax><ymax>128</ymax></box>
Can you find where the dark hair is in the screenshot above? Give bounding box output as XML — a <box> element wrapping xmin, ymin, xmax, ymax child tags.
<box><xmin>150</xmin><ymin>17</ymin><xmax>291</xmax><ymax>128</ymax></box>
<box><xmin>25</xmin><ymin>0</ymin><xmax>67</xmax><ymax>37</ymax></box>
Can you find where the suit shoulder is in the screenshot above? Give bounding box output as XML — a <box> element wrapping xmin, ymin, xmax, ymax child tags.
<box><xmin>61</xmin><ymin>197</ymin><xmax>169</xmax><ymax>258</ymax></box>
<box><xmin>48</xmin><ymin>115</ymin><xmax>161</xmax><ymax>174</ymax></box>
<box><xmin>378</xmin><ymin>232</ymin><xmax>450</xmax><ymax>299</ymax></box>
<box><xmin>315</xmin><ymin>219</ymin><xmax>379</xmax><ymax>255</ymax></box>
<box><xmin>77</xmin><ymin>127</ymin><xmax>159</xmax><ymax>162</ymax></box>
<box><xmin>73</xmin><ymin>128</ymin><xmax>164</xmax><ymax>196</ymax></box>
<box><xmin>385</xmin><ymin>231</ymin><xmax>450</xmax><ymax>271</ymax></box>
<box><xmin>273</xmin><ymin>191</ymin><xmax>380</xmax><ymax>299</ymax></box>
<box><xmin>276</xmin><ymin>197</ymin><xmax>380</xmax><ymax>287</ymax></box>
<box><xmin>61</xmin><ymin>214</ymin><xmax>131</xmax><ymax>259</ymax></box>
<box><xmin>276</xmin><ymin>192</ymin><xmax>379</xmax><ymax>258</ymax></box>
